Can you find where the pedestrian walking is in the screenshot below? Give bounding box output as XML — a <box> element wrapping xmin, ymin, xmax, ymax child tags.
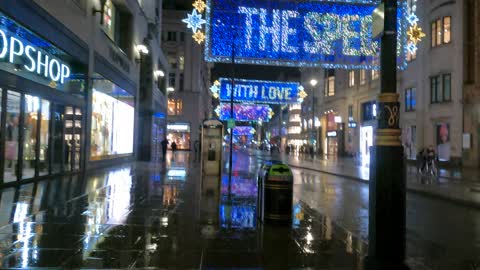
<box><xmin>160</xmin><ymin>137</ymin><xmax>168</xmax><ymax>161</ymax></box>
<box><xmin>194</xmin><ymin>140</ymin><xmax>200</xmax><ymax>162</ymax></box>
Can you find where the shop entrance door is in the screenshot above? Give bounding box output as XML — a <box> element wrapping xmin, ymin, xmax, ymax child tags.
<box><xmin>48</xmin><ymin>104</ymin><xmax>83</xmax><ymax>174</ymax></box>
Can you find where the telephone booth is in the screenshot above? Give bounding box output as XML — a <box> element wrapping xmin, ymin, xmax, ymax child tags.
<box><xmin>201</xmin><ymin>119</ymin><xmax>223</xmax><ymax>176</ymax></box>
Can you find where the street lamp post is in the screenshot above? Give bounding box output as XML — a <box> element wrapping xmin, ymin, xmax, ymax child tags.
<box><xmin>310</xmin><ymin>79</ymin><xmax>318</xmax><ymax>156</ymax></box>
<box><xmin>365</xmin><ymin>1</ymin><xmax>408</xmax><ymax>269</ymax></box>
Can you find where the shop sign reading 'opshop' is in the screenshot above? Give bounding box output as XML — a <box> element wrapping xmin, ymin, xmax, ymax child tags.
<box><xmin>205</xmin><ymin>0</ymin><xmax>407</xmax><ymax>69</ymax></box>
<box><xmin>0</xmin><ymin>13</ymin><xmax>71</xmax><ymax>84</ymax></box>
<box><xmin>219</xmin><ymin>78</ymin><xmax>301</xmax><ymax>104</ymax></box>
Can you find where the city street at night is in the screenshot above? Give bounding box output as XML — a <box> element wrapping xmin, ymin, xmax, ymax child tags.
<box><xmin>1</xmin><ymin>0</ymin><xmax>480</xmax><ymax>269</ymax></box>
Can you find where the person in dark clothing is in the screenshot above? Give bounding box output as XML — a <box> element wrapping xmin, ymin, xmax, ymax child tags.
<box><xmin>160</xmin><ymin>138</ymin><xmax>168</xmax><ymax>161</ymax></box>
<box><xmin>171</xmin><ymin>141</ymin><xmax>178</xmax><ymax>152</ymax></box>
<box><xmin>194</xmin><ymin>140</ymin><xmax>200</xmax><ymax>161</ymax></box>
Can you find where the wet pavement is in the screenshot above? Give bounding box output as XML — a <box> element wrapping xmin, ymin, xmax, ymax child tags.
<box><xmin>0</xmin><ymin>152</ymin><xmax>366</xmax><ymax>269</ymax></box>
<box><xmin>0</xmin><ymin>151</ymin><xmax>479</xmax><ymax>269</ymax></box>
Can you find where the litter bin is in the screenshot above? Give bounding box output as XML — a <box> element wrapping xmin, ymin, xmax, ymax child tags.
<box><xmin>257</xmin><ymin>161</ymin><xmax>293</xmax><ymax>224</ymax></box>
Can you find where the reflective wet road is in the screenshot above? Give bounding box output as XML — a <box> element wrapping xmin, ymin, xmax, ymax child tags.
<box><xmin>0</xmin><ymin>152</ymin><xmax>366</xmax><ymax>269</ymax></box>
<box><xmin>0</xmin><ymin>151</ymin><xmax>479</xmax><ymax>269</ymax></box>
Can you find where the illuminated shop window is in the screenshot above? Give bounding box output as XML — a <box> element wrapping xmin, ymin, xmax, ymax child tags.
<box><xmin>168</xmin><ymin>99</ymin><xmax>183</xmax><ymax>115</ymax></box>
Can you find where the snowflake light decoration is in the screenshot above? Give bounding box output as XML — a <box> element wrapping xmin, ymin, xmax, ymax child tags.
<box><xmin>405</xmin><ymin>0</ymin><xmax>424</xmax><ymax>58</ymax></box>
<box><xmin>406</xmin><ymin>13</ymin><xmax>419</xmax><ymax>25</ymax></box>
<box><xmin>182</xmin><ymin>9</ymin><xmax>206</xmax><ymax>33</ymax></box>
<box><xmin>193</xmin><ymin>0</ymin><xmax>207</xmax><ymax>13</ymax></box>
<box><xmin>193</xmin><ymin>30</ymin><xmax>206</xmax><ymax>44</ymax></box>
<box><xmin>407</xmin><ymin>24</ymin><xmax>425</xmax><ymax>45</ymax></box>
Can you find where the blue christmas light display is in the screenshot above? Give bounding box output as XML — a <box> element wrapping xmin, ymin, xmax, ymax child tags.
<box><xmin>182</xmin><ymin>9</ymin><xmax>206</xmax><ymax>33</ymax></box>
<box><xmin>204</xmin><ymin>0</ymin><xmax>408</xmax><ymax>70</ymax></box>
<box><xmin>217</xmin><ymin>78</ymin><xmax>305</xmax><ymax>104</ymax></box>
<box><xmin>215</xmin><ymin>103</ymin><xmax>273</xmax><ymax>122</ymax></box>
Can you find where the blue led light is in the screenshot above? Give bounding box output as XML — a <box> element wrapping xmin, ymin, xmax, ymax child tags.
<box><xmin>182</xmin><ymin>9</ymin><xmax>206</xmax><ymax>33</ymax></box>
<box><xmin>204</xmin><ymin>0</ymin><xmax>408</xmax><ymax>70</ymax></box>
<box><xmin>216</xmin><ymin>103</ymin><xmax>272</xmax><ymax>122</ymax></box>
<box><xmin>218</xmin><ymin>78</ymin><xmax>303</xmax><ymax>104</ymax></box>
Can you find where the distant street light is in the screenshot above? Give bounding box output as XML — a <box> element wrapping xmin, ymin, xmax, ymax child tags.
<box><xmin>310</xmin><ymin>79</ymin><xmax>318</xmax><ymax>87</ymax></box>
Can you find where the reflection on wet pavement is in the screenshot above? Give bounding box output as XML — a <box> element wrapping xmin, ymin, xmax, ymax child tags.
<box><xmin>0</xmin><ymin>152</ymin><xmax>366</xmax><ymax>269</ymax></box>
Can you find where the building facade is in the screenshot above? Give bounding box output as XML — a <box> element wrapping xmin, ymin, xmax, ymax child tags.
<box><xmin>162</xmin><ymin>9</ymin><xmax>212</xmax><ymax>151</ymax></box>
<box><xmin>299</xmin><ymin>0</ymin><xmax>471</xmax><ymax>166</ymax></box>
<box><xmin>0</xmin><ymin>0</ymin><xmax>169</xmax><ymax>187</ymax></box>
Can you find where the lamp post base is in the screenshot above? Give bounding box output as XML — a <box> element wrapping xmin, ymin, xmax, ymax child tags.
<box><xmin>366</xmin><ymin>144</ymin><xmax>408</xmax><ymax>270</ymax></box>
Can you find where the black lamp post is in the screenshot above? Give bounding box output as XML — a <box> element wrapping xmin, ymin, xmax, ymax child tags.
<box><xmin>365</xmin><ymin>1</ymin><xmax>408</xmax><ymax>269</ymax></box>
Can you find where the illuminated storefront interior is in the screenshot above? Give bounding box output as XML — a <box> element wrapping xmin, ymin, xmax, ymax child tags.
<box><xmin>90</xmin><ymin>75</ymin><xmax>134</xmax><ymax>160</ymax></box>
<box><xmin>167</xmin><ymin>123</ymin><xmax>191</xmax><ymax>150</ymax></box>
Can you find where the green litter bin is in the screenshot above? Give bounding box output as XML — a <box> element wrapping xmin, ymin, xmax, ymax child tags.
<box><xmin>257</xmin><ymin>161</ymin><xmax>293</xmax><ymax>224</ymax></box>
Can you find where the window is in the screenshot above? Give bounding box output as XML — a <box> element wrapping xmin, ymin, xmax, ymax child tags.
<box><xmin>348</xmin><ymin>71</ymin><xmax>355</xmax><ymax>87</ymax></box>
<box><xmin>360</xmin><ymin>69</ymin><xmax>366</xmax><ymax>85</ymax></box>
<box><xmin>407</xmin><ymin>49</ymin><xmax>417</xmax><ymax>62</ymax></box>
<box><xmin>180</xmin><ymin>32</ymin><xmax>185</xmax><ymax>42</ymax></box>
<box><xmin>169</xmin><ymin>56</ymin><xmax>177</xmax><ymax>70</ymax></box>
<box><xmin>405</xmin><ymin>87</ymin><xmax>416</xmax><ymax>112</ymax></box>
<box><xmin>431</xmin><ymin>16</ymin><xmax>451</xmax><ymax>47</ymax></box>
<box><xmin>103</xmin><ymin>0</ymin><xmax>115</xmax><ymax>40</ymax></box>
<box><xmin>431</xmin><ymin>73</ymin><xmax>451</xmax><ymax>103</ymax></box>
<box><xmin>179</xmin><ymin>56</ymin><xmax>185</xmax><ymax>71</ymax></box>
<box><xmin>101</xmin><ymin>0</ymin><xmax>133</xmax><ymax>56</ymax></box>
<box><xmin>168</xmin><ymin>73</ymin><xmax>176</xmax><ymax>88</ymax></box>
<box><xmin>348</xmin><ymin>105</ymin><xmax>353</xmax><ymax>119</ymax></box>
<box><xmin>167</xmin><ymin>31</ymin><xmax>176</xmax><ymax>41</ymax></box>
<box><xmin>179</xmin><ymin>73</ymin><xmax>184</xmax><ymax>91</ymax></box>
<box><xmin>443</xmin><ymin>74</ymin><xmax>451</xmax><ymax>101</ymax></box>
<box><xmin>362</xmin><ymin>101</ymin><xmax>376</xmax><ymax>122</ymax></box>
<box><xmin>443</xmin><ymin>16</ymin><xmax>451</xmax><ymax>43</ymax></box>
<box><xmin>324</xmin><ymin>69</ymin><xmax>335</xmax><ymax>97</ymax></box>
<box><xmin>371</xmin><ymin>57</ymin><xmax>379</xmax><ymax>80</ymax></box>
<box><xmin>168</xmin><ymin>99</ymin><xmax>183</xmax><ymax>115</ymax></box>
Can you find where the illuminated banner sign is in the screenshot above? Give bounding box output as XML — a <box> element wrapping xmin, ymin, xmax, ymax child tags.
<box><xmin>232</xmin><ymin>126</ymin><xmax>256</xmax><ymax>136</ymax></box>
<box><xmin>205</xmin><ymin>0</ymin><xmax>407</xmax><ymax>69</ymax></box>
<box><xmin>218</xmin><ymin>78</ymin><xmax>305</xmax><ymax>104</ymax></box>
<box><xmin>0</xmin><ymin>12</ymin><xmax>71</xmax><ymax>84</ymax></box>
<box><xmin>216</xmin><ymin>103</ymin><xmax>272</xmax><ymax>122</ymax></box>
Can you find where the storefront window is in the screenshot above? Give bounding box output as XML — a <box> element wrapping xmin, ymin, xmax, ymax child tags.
<box><xmin>51</xmin><ymin>104</ymin><xmax>64</xmax><ymax>174</ymax></box>
<box><xmin>91</xmin><ymin>75</ymin><xmax>134</xmax><ymax>159</ymax></box>
<box><xmin>4</xmin><ymin>91</ymin><xmax>21</xmax><ymax>183</ymax></box>
<box><xmin>167</xmin><ymin>123</ymin><xmax>191</xmax><ymax>150</ymax></box>
<box><xmin>39</xmin><ymin>100</ymin><xmax>50</xmax><ymax>176</ymax></box>
<box><xmin>23</xmin><ymin>95</ymin><xmax>39</xmax><ymax>179</ymax></box>
<box><xmin>74</xmin><ymin>108</ymin><xmax>82</xmax><ymax>170</ymax></box>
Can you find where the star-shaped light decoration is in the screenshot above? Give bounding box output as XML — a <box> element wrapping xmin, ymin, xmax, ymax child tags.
<box><xmin>298</xmin><ymin>89</ymin><xmax>308</xmax><ymax>100</ymax></box>
<box><xmin>407</xmin><ymin>24</ymin><xmax>425</xmax><ymax>45</ymax></box>
<box><xmin>210</xmin><ymin>84</ymin><xmax>219</xmax><ymax>94</ymax></box>
<box><xmin>192</xmin><ymin>30</ymin><xmax>206</xmax><ymax>44</ymax></box>
<box><xmin>193</xmin><ymin>0</ymin><xmax>207</xmax><ymax>13</ymax></box>
<box><xmin>406</xmin><ymin>13</ymin><xmax>419</xmax><ymax>25</ymax></box>
<box><xmin>182</xmin><ymin>9</ymin><xmax>206</xmax><ymax>33</ymax></box>
<box><xmin>268</xmin><ymin>109</ymin><xmax>275</xmax><ymax>119</ymax></box>
<box><xmin>214</xmin><ymin>106</ymin><xmax>221</xmax><ymax>116</ymax></box>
